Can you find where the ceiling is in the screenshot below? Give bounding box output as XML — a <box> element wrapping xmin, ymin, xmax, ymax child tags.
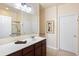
<box><xmin>0</xmin><ymin>3</ymin><xmax>21</xmax><ymax>13</ymax></box>
<box><xmin>0</xmin><ymin>3</ymin><xmax>64</xmax><ymax>13</ymax></box>
<box><xmin>40</xmin><ymin>3</ymin><xmax>64</xmax><ymax>8</ymax></box>
<box><xmin>0</xmin><ymin>3</ymin><xmax>37</xmax><ymax>14</ymax></box>
<box><xmin>0</xmin><ymin>3</ymin><xmax>64</xmax><ymax>9</ymax></box>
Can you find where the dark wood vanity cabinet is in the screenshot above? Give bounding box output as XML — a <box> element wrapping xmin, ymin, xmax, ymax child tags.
<box><xmin>34</xmin><ymin>39</ymin><xmax>46</xmax><ymax>56</ymax></box>
<box><xmin>34</xmin><ymin>41</ymin><xmax>42</xmax><ymax>56</ymax></box>
<box><xmin>22</xmin><ymin>45</ymin><xmax>34</xmax><ymax>56</ymax></box>
<box><xmin>7</xmin><ymin>39</ymin><xmax>46</xmax><ymax>56</ymax></box>
<box><xmin>7</xmin><ymin>50</ymin><xmax>22</xmax><ymax>56</ymax></box>
<box><xmin>41</xmin><ymin>40</ymin><xmax>46</xmax><ymax>56</ymax></box>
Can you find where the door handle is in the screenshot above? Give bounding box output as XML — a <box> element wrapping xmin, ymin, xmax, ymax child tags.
<box><xmin>74</xmin><ymin>35</ymin><xmax>77</xmax><ymax>37</ymax></box>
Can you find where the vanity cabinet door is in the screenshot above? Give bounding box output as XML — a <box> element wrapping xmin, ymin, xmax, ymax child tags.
<box><xmin>22</xmin><ymin>45</ymin><xmax>34</xmax><ymax>56</ymax></box>
<box><xmin>34</xmin><ymin>42</ymin><xmax>42</xmax><ymax>56</ymax></box>
<box><xmin>41</xmin><ymin>39</ymin><xmax>46</xmax><ymax>56</ymax></box>
<box><xmin>35</xmin><ymin>46</ymin><xmax>42</xmax><ymax>56</ymax></box>
<box><xmin>34</xmin><ymin>39</ymin><xmax>46</xmax><ymax>56</ymax></box>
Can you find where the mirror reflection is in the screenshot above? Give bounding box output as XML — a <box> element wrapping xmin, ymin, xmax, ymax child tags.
<box><xmin>0</xmin><ymin>3</ymin><xmax>39</xmax><ymax>38</ymax></box>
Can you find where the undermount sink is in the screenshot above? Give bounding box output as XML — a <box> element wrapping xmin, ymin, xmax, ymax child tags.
<box><xmin>14</xmin><ymin>37</ymin><xmax>35</xmax><ymax>44</ymax></box>
<box><xmin>15</xmin><ymin>40</ymin><xmax>27</xmax><ymax>44</ymax></box>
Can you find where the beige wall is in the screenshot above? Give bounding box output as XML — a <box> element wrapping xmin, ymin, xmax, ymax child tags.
<box><xmin>58</xmin><ymin>4</ymin><xmax>79</xmax><ymax>16</ymax></box>
<box><xmin>39</xmin><ymin>5</ymin><xmax>45</xmax><ymax>37</ymax></box>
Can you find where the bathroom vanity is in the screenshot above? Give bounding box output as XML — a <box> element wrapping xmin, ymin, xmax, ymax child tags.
<box><xmin>8</xmin><ymin>39</ymin><xmax>46</xmax><ymax>56</ymax></box>
<box><xmin>0</xmin><ymin>36</ymin><xmax>46</xmax><ymax>56</ymax></box>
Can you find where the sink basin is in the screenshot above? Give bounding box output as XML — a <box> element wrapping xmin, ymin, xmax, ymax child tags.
<box><xmin>14</xmin><ymin>36</ymin><xmax>37</xmax><ymax>44</ymax></box>
<box><xmin>15</xmin><ymin>40</ymin><xmax>27</xmax><ymax>44</ymax></box>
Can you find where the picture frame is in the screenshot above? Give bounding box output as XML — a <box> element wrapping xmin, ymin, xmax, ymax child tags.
<box><xmin>46</xmin><ymin>20</ymin><xmax>54</xmax><ymax>34</ymax></box>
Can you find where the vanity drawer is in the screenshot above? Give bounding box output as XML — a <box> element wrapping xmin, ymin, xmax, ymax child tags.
<box><xmin>22</xmin><ymin>45</ymin><xmax>34</xmax><ymax>55</ymax></box>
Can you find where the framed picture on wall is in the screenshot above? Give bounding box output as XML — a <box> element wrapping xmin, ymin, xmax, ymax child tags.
<box><xmin>46</xmin><ymin>20</ymin><xmax>54</xmax><ymax>34</ymax></box>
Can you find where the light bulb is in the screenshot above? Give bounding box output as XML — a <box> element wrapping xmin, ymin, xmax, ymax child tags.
<box><xmin>15</xmin><ymin>3</ymin><xmax>21</xmax><ymax>9</ymax></box>
<box><xmin>26</xmin><ymin>7</ymin><xmax>32</xmax><ymax>13</ymax></box>
<box><xmin>14</xmin><ymin>3</ymin><xmax>32</xmax><ymax>13</ymax></box>
<box><xmin>5</xmin><ymin>7</ymin><xmax>9</xmax><ymax>10</ymax></box>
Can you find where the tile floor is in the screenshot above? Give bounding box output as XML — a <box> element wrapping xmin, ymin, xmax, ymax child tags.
<box><xmin>47</xmin><ymin>48</ymin><xmax>77</xmax><ymax>56</ymax></box>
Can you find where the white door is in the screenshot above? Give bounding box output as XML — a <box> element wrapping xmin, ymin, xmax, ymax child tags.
<box><xmin>59</xmin><ymin>14</ymin><xmax>78</xmax><ymax>53</ymax></box>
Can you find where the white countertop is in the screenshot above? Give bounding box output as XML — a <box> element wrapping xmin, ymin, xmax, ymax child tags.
<box><xmin>0</xmin><ymin>35</ymin><xmax>46</xmax><ymax>56</ymax></box>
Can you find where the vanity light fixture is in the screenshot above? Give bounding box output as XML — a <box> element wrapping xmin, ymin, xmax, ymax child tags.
<box><xmin>15</xmin><ymin>3</ymin><xmax>21</xmax><ymax>9</ymax></box>
<box><xmin>15</xmin><ymin>3</ymin><xmax>32</xmax><ymax>13</ymax></box>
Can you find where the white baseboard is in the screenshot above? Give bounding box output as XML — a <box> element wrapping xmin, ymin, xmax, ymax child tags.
<box><xmin>47</xmin><ymin>45</ymin><xmax>59</xmax><ymax>50</ymax></box>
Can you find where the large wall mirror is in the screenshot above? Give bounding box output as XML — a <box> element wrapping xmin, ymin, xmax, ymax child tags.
<box><xmin>0</xmin><ymin>3</ymin><xmax>39</xmax><ymax>38</ymax></box>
